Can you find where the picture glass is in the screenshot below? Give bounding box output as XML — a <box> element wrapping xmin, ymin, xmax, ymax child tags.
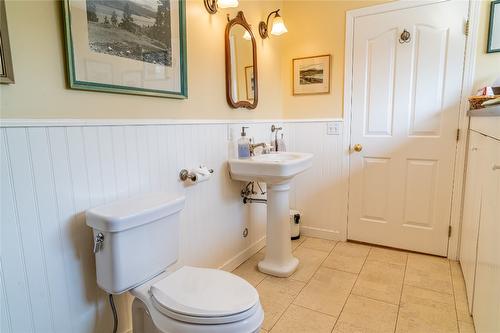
<box><xmin>65</xmin><ymin>0</ymin><xmax>186</xmax><ymax>98</ymax></box>
<box><xmin>293</xmin><ymin>55</ymin><xmax>330</xmax><ymax>95</ymax></box>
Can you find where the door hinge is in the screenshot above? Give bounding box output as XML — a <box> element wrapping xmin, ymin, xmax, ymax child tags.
<box><xmin>464</xmin><ymin>19</ymin><xmax>469</xmax><ymax>36</ymax></box>
<box><xmin>448</xmin><ymin>225</ymin><xmax>452</xmax><ymax>238</ymax></box>
<box><xmin>456</xmin><ymin>129</ymin><xmax>460</xmax><ymax>142</ymax></box>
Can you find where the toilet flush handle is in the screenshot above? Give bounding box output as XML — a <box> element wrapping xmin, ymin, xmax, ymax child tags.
<box><xmin>93</xmin><ymin>233</ymin><xmax>104</xmax><ymax>253</ymax></box>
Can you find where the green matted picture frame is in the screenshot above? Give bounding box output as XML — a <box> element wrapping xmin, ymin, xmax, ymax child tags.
<box><xmin>62</xmin><ymin>0</ymin><xmax>188</xmax><ymax>98</ymax></box>
<box><xmin>487</xmin><ymin>0</ymin><xmax>500</xmax><ymax>53</ymax></box>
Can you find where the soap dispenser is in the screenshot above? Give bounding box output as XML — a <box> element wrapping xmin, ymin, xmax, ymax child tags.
<box><xmin>238</xmin><ymin>127</ymin><xmax>250</xmax><ymax>158</ymax></box>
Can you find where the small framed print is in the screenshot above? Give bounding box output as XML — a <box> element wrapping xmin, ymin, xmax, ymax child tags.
<box><xmin>245</xmin><ymin>65</ymin><xmax>254</xmax><ymax>100</ymax></box>
<box><xmin>293</xmin><ymin>54</ymin><xmax>330</xmax><ymax>95</ymax></box>
<box><xmin>62</xmin><ymin>0</ymin><xmax>187</xmax><ymax>98</ymax></box>
<box><xmin>487</xmin><ymin>0</ymin><xmax>500</xmax><ymax>53</ymax></box>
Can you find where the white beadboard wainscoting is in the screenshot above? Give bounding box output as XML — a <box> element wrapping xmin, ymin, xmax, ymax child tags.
<box><xmin>0</xmin><ymin>119</ymin><xmax>345</xmax><ymax>333</ymax></box>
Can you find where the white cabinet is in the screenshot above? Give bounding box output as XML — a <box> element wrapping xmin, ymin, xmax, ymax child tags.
<box><xmin>472</xmin><ymin>135</ymin><xmax>500</xmax><ymax>333</ymax></box>
<box><xmin>459</xmin><ymin>131</ymin><xmax>484</xmax><ymax>310</ymax></box>
<box><xmin>459</xmin><ymin>116</ymin><xmax>500</xmax><ymax>332</ymax></box>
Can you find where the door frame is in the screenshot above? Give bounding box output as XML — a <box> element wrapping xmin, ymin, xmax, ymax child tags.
<box><xmin>342</xmin><ymin>0</ymin><xmax>481</xmax><ymax>259</ymax></box>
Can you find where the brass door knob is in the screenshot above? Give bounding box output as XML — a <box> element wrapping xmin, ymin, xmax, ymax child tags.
<box><xmin>353</xmin><ymin>144</ymin><xmax>363</xmax><ymax>152</ymax></box>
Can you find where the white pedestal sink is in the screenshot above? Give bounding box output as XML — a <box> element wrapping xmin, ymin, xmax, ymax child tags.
<box><xmin>229</xmin><ymin>152</ymin><xmax>313</xmax><ymax>277</ymax></box>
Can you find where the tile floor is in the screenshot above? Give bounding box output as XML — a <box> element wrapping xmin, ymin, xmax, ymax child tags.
<box><xmin>232</xmin><ymin>237</ymin><xmax>475</xmax><ymax>333</ymax></box>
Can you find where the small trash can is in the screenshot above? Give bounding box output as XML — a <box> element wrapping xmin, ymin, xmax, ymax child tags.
<box><xmin>290</xmin><ymin>210</ymin><xmax>301</xmax><ymax>240</ymax></box>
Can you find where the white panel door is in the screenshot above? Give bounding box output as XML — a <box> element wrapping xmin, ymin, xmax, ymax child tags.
<box><xmin>348</xmin><ymin>1</ymin><xmax>467</xmax><ymax>255</ymax></box>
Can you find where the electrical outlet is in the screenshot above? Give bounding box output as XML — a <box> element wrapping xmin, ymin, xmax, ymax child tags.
<box><xmin>327</xmin><ymin>122</ymin><xmax>341</xmax><ymax>135</ymax></box>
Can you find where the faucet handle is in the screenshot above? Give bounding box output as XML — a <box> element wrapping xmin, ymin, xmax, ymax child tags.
<box><xmin>271</xmin><ymin>125</ymin><xmax>282</xmax><ymax>133</ymax></box>
<box><xmin>262</xmin><ymin>143</ymin><xmax>273</xmax><ymax>154</ymax></box>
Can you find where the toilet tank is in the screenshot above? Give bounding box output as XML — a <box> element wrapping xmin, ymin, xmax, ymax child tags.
<box><xmin>86</xmin><ymin>193</ymin><xmax>185</xmax><ymax>294</ymax></box>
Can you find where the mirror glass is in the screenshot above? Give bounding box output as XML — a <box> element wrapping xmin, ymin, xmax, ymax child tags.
<box><xmin>226</xmin><ymin>14</ymin><xmax>257</xmax><ymax>109</ymax></box>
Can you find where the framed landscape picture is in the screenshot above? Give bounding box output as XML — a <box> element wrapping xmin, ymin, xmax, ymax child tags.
<box><xmin>0</xmin><ymin>0</ymin><xmax>15</xmax><ymax>84</ymax></box>
<box><xmin>487</xmin><ymin>0</ymin><xmax>500</xmax><ymax>53</ymax></box>
<box><xmin>292</xmin><ymin>54</ymin><xmax>330</xmax><ymax>95</ymax></box>
<box><xmin>62</xmin><ymin>0</ymin><xmax>187</xmax><ymax>98</ymax></box>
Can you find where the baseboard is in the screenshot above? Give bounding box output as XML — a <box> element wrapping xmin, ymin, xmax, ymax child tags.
<box><xmin>301</xmin><ymin>226</ymin><xmax>344</xmax><ymax>241</ymax></box>
<box><xmin>219</xmin><ymin>236</ymin><xmax>266</xmax><ymax>272</ymax></box>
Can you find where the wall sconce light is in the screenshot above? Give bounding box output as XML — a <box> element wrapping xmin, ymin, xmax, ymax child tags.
<box><xmin>204</xmin><ymin>0</ymin><xmax>239</xmax><ymax>14</ymax></box>
<box><xmin>259</xmin><ymin>9</ymin><xmax>288</xmax><ymax>39</ymax></box>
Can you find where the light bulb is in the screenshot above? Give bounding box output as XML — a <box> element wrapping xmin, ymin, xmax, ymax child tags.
<box><xmin>243</xmin><ymin>30</ymin><xmax>251</xmax><ymax>40</ymax></box>
<box><xmin>218</xmin><ymin>0</ymin><xmax>238</xmax><ymax>8</ymax></box>
<box><xmin>270</xmin><ymin>15</ymin><xmax>287</xmax><ymax>36</ymax></box>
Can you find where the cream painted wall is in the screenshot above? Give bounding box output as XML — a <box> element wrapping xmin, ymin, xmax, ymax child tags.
<box><xmin>473</xmin><ymin>0</ymin><xmax>500</xmax><ymax>92</ymax></box>
<box><xmin>1</xmin><ymin>0</ymin><xmax>497</xmax><ymax>120</ymax></box>
<box><xmin>0</xmin><ymin>0</ymin><xmax>283</xmax><ymax>119</ymax></box>
<box><xmin>280</xmin><ymin>0</ymin><xmax>390</xmax><ymax>119</ymax></box>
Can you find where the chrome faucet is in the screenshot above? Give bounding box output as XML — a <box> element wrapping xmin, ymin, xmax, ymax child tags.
<box><xmin>249</xmin><ymin>142</ymin><xmax>267</xmax><ymax>156</ymax></box>
<box><xmin>271</xmin><ymin>125</ymin><xmax>282</xmax><ymax>152</ymax></box>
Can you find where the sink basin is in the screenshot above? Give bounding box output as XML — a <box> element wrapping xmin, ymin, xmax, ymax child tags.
<box><xmin>228</xmin><ymin>152</ymin><xmax>313</xmax><ymax>278</ymax></box>
<box><xmin>228</xmin><ymin>152</ymin><xmax>313</xmax><ymax>184</ymax></box>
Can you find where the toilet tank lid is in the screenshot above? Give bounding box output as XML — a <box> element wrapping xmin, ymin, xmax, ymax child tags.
<box><xmin>86</xmin><ymin>193</ymin><xmax>185</xmax><ymax>232</ymax></box>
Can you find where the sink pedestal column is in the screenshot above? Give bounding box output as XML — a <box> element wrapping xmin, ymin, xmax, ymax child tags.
<box><xmin>258</xmin><ymin>182</ymin><xmax>299</xmax><ymax>277</ymax></box>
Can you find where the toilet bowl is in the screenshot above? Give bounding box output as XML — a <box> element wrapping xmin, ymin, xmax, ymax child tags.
<box><xmin>131</xmin><ymin>266</ymin><xmax>263</xmax><ymax>333</ymax></box>
<box><xmin>86</xmin><ymin>193</ymin><xmax>263</xmax><ymax>333</ymax></box>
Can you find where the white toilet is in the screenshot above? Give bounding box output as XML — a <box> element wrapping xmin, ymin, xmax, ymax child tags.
<box><xmin>86</xmin><ymin>193</ymin><xmax>264</xmax><ymax>333</ymax></box>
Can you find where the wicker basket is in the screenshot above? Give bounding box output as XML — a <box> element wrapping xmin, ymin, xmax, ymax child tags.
<box><xmin>469</xmin><ymin>95</ymin><xmax>500</xmax><ymax>110</ymax></box>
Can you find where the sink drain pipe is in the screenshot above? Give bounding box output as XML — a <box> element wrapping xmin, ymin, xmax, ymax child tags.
<box><xmin>241</xmin><ymin>181</ymin><xmax>267</xmax><ymax>204</ymax></box>
<box><xmin>243</xmin><ymin>196</ymin><xmax>267</xmax><ymax>204</ymax></box>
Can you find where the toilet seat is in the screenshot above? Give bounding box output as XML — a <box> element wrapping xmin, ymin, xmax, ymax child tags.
<box><xmin>151</xmin><ymin>298</ymin><xmax>261</xmax><ymax>325</ymax></box>
<box><xmin>149</xmin><ymin>266</ymin><xmax>260</xmax><ymax>325</ymax></box>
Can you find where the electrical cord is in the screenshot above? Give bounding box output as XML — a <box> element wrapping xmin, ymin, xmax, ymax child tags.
<box><xmin>109</xmin><ymin>294</ymin><xmax>118</xmax><ymax>333</ymax></box>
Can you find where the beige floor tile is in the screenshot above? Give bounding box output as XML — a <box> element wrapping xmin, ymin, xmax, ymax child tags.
<box><xmin>292</xmin><ymin>236</ymin><xmax>307</xmax><ymax>250</ymax></box>
<box><xmin>455</xmin><ymin>300</ymin><xmax>473</xmax><ymax>325</ymax></box>
<box><xmin>367</xmin><ymin>247</ymin><xmax>408</xmax><ymax>266</ymax></box>
<box><xmin>260</xmin><ymin>329</ymin><xmax>268</xmax><ymax>333</ymax></box>
<box><xmin>270</xmin><ymin>304</ymin><xmax>337</xmax><ymax>333</ymax></box>
<box><xmin>450</xmin><ymin>261</ymin><xmax>468</xmax><ymax>300</ymax></box>
<box><xmin>333</xmin><ymin>294</ymin><xmax>398</xmax><ymax>333</ymax></box>
<box><xmin>322</xmin><ymin>241</ymin><xmax>370</xmax><ymax>274</ymax></box>
<box><xmin>299</xmin><ymin>237</ymin><xmax>337</xmax><ymax>253</ymax></box>
<box><xmin>396</xmin><ymin>285</ymin><xmax>458</xmax><ymax>333</ymax></box>
<box><xmin>232</xmin><ymin>251</ymin><xmax>267</xmax><ymax>287</ymax></box>
<box><xmin>351</xmin><ymin>260</ymin><xmax>405</xmax><ymax>304</ymax></box>
<box><xmin>290</xmin><ymin>247</ymin><xmax>329</xmax><ymax>282</ymax></box>
<box><xmin>294</xmin><ymin>266</ymin><xmax>357</xmax><ymax>316</ymax></box>
<box><xmin>458</xmin><ymin>321</ymin><xmax>475</xmax><ymax>333</ymax></box>
<box><xmin>450</xmin><ymin>261</ymin><xmax>473</xmax><ymax>323</ymax></box>
<box><xmin>256</xmin><ymin>276</ymin><xmax>306</xmax><ymax>330</ymax></box>
<box><xmin>404</xmin><ymin>253</ymin><xmax>453</xmax><ymax>294</ymax></box>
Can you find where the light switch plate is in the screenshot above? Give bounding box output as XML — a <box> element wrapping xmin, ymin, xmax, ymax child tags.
<box><xmin>327</xmin><ymin>122</ymin><xmax>341</xmax><ymax>135</ymax></box>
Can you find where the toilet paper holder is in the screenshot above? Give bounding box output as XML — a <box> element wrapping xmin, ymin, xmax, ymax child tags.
<box><xmin>179</xmin><ymin>167</ymin><xmax>214</xmax><ymax>182</ymax></box>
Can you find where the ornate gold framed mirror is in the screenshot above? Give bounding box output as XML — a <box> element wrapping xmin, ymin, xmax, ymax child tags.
<box><xmin>225</xmin><ymin>11</ymin><xmax>258</xmax><ymax>109</ymax></box>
